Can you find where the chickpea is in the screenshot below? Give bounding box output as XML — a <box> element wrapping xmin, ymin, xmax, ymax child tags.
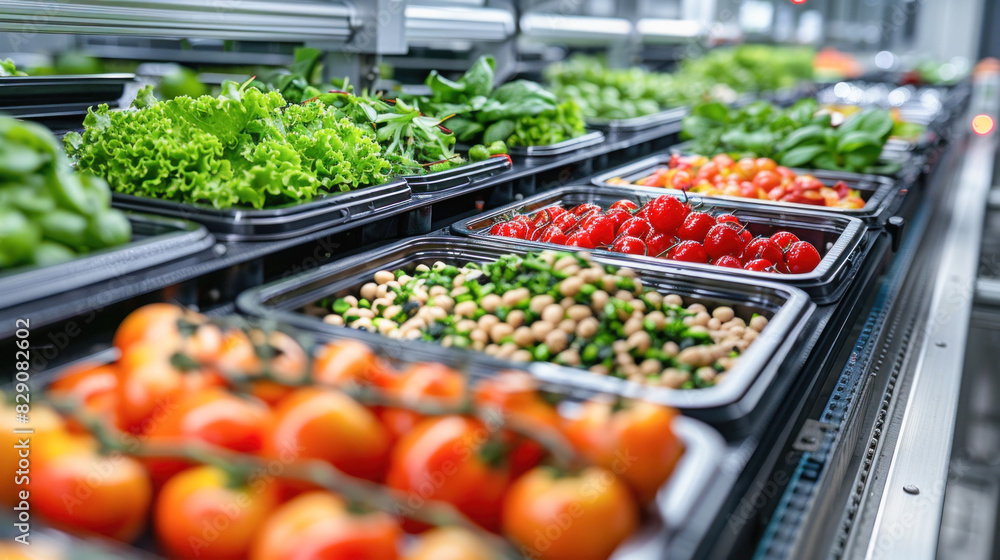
<box><xmin>723</xmin><ymin>317</ymin><xmax>747</xmax><ymax>329</ymax></box>
<box><xmin>541</xmin><ymin>304</ymin><xmax>564</xmax><ymax>324</ymax></box>
<box><xmin>403</xmin><ymin>329</ymin><xmax>422</xmax><ymax>340</ymax></box>
<box><xmin>556</xmin><ymin>349</ymin><xmax>581</xmax><ymax>366</ymax></box>
<box><xmin>664</xmin><ymin>294</ymin><xmax>683</xmax><ymax>307</ymax></box>
<box><xmin>576</xmin><ymin>317</ymin><xmax>599</xmax><ymax>339</ymax></box>
<box><xmin>490</xmin><ymin>323</ymin><xmax>514</xmax><ymax>343</ymax></box>
<box><xmin>484</xmin><ymin>344</ymin><xmax>499</xmax><ymax>356</ymax></box>
<box><xmin>472</xmin><ymin>340</ymin><xmax>486</xmax><ymax>352</ymax></box>
<box><xmin>501</xmin><ymin>288</ymin><xmax>530</xmax><ymax>307</ymax></box>
<box><xmin>539</xmin><ymin>252</ymin><xmax>557</xmax><ymax>266</ymax></box>
<box><xmin>376</xmin><ymin>284</ymin><xmax>389</xmax><ymax>299</ymax></box>
<box><xmin>343</xmin><ymin>295</ymin><xmax>358</xmax><ymax>307</ymax></box>
<box><xmin>693</xmin><ymin>311</ymin><xmax>711</xmax><ymax>327</ymax></box>
<box><xmin>627</xmin><ymin>331</ymin><xmax>652</xmax><ymax>354</ymax></box>
<box><xmin>743</xmin><ymin>329</ymin><xmax>759</xmax><ymax>342</ymax></box>
<box><xmin>561</xmin><ymin>297</ymin><xmax>575</xmax><ymax>309</ymax></box>
<box><xmin>558</xmin><ymin>319</ymin><xmax>577</xmax><ymax>333</ymax></box>
<box><xmin>323</xmin><ymin>314</ymin><xmax>344</xmax><ymax>326</ymax></box>
<box><xmin>612</xmin><ymin>340</ymin><xmax>628</xmax><ymax>354</ymax></box>
<box><xmin>402</xmin><ymin>317</ymin><xmax>427</xmax><ymax>332</ymax></box>
<box><xmin>615</xmin><ymin>290</ymin><xmax>634</xmax><ymax>302</ymax></box>
<box><xmin>470</xmin><ymin>329</ymin><xmax>489</xmax><ymax>344</ymax></box>
<box><xmin>355</xmin><ymin>308</ymin><xmax>375</xmax><ymax>319</ymax></box>
<box><xmin>707</xmin><ymin>318</ymin><xmax>723</xmax><ymax>331</ymax></box>
<box><xmin>591</xmin><ymin>290</ymin><xmax>610</xmax><ymax>312</ymax></box>
<box><xmin>383</xmin><ymin>305</ymin><xmax>402</xmax><ymax>320</ymax></box>
<box><xmin>617</xmin><ymin>267</ymin><xmax>636</xmax><ymax>278</ymax></box>
<box><xmin>646</xmin><ymin>311</ymin><xmax>666</xmax><ymax>329</ymax></box>
<box><xmin>717</xmin><ymin>356</ymin><xmax>737</xmax><ymax>370</ymax></box>
<box><xmin>454</xmin><ymin>301</ymin><xmax>478</xmax><ymax>318</ymax></box>
<box><xmin>450</xmin><ymin>286</ymin><xmax>469</xmax><ymax>298</ymax></box>
<box><xmin>645</xmin><ymin>292</ymin><xmax>663</xmax><ymax>307</ymax></box>
<box><xmin>687</xmin><ymin>303</ymin><xmax>707</xmax><ymax>314</ymax></box>
<box><xmin>581</xmin><ymin>266</ymin><xmax>603</xmax><ymax>284</ymax></box>
<box><xmin>678</xmin><ymin>347</ymin><xmax>711</xmax><ymax>367</ymax></box>
<box><xmin>750</xmin><ymin>315</ymin><xmax>769</xmax><ymax>332</ymax></box>
<box><xmin>712</xmin><ymin>306</ymin><xmax>735</xmax><ymax>323</ymax></box>
<box><xmin>555</xmin><ymin>255</ymin><xmax>578</xmax><ymax>271</ymax></box>
<box><xmin>456</xmin><ymin>319</ymin><xmax>478</xmax><ymax>333</ymax></box>
<box><xmin>427</xmin><ymin>307</ymin><xmax>447</xmax><ymax>321</ymax></box>
<box><xmin>559</xmin><ymin>276</ymin><xmax>584</xmax><ymax>297</ymax></box>
<box><xmin>496</xmin><ymin>342</ymin><xmax>519</xmax><ymax>359</ymax></box>
<box><xmin>529</xmin><ymin>294</ymin><xmax>556</xmax><ymax>314</ymax></box>
<box><xmin>374</xmin><ymin>270</ymin><xmax>394</xmax><ymax>285</ymax></box>
<box><xmin>360</xmin><ymin>282</ymin><xmax>378</xmax><ymax>301</ymax></box>
<box><xmin>507</xmin><ymin>310</ymin><xmax>526</xmax><ymax>328</ymax></box>
<box><xmin>661</xmin><ymin>368</ymin><xmax>690</xmax><ymax>389</ymax></box>
<box><xmin>563</xmin><ymin>265</ymin><xmax>581</xmax><ymax>276</ymax></box>
<box><xmin>696</xmin><ymin>367</ymin><xmax>717</xmax><ymax>384</ymax></box>
<box><xmin>377</xmin><ymin>320</ymin><xmax>396</xmax><ymax>336</ymax></box>
<box><xmin>630</xmin><ymin>299</ymin><xmax>646</xmax><ymax>312</ymax></box>
<box><xmin>602</xmin><ymin>275</ymin><xmax>617</xmax><ymax>292</ymax></box>
<box><xmin>662</xmin><ymin>341</ymin><xmax>680</xmax><ymax>357</ymax></box>
<box><xmin>429</xmin><ymin>285</ymin><xmax>447</xmax><ymax>297</ymax></box>
<box><xmin>398</xmin><ymin>274</ymin><xmax>413</xmax><ymax>285</ymax></box>
<box><xmin>627</xmin><ymin>373</ymin><xmax>645</xmax><ymax>384</ymax></box>
<box><xmin>412</xmin><ymin>290</ymin><xmax>428</xmax><ymax>304</ymax></box>
<box><xmin>566</xmin><ymin>304</ymin><xmax>591</xmax><ymax>321</ymax></box>
<box><xmin>510</xmin><ymin>350</ymin><xmax>533</xmax><ymax>363</ymax></box>
<box><xmin>350</xmin><ymin>317</ymin><xmax>373</xmax><ymax>331</ymax></box>
<box><xmin>478</xmin><ymin>314</ymin><xmax>500</xmax><ymax>331</ymax></box>
<box><xmin>415</xmin><ymin>264</ymin><xmax>430</xmax><ymax>273</ymax></box>
<box><xmin>639</xmin><ymin>359</ymin><xmax>661</xmax><ymax>376</ymax></box>
<box><xmin>544</xmin><ymin>330</ymin><xmax>568</xmax><ymax>353</ymax></box>
<box><xmin>590</xmin><ymin>364</ymin><xmax>610</xmax><ymax>376</ymax></box>
<box><xmin>432</xmin><ymin>261</ymin><xmax>447</xmax><ymax>271</ymax></box>
<box><xmin>530</xmin><ymin>321</ymin><xmax>555</xmax><ymax>342</ymax></box>
<box><xmin>387</xmin><ymin>329</ymin><xmax>403</xmax><ymax>339</ymax></box>
<box><xmin>452</xmin><ymin>274</ymin><xmax>466</xmax><ymax>288</ymax></box>
<box><xmin>513</xmin><ymin>326</ymin><xmax>534</xmax><ymax>347</ymax></box>
<box><xmin>481</xmin><ymin>294</ymin><xmax>502</xmax><ymax>313</ymax></box>
<box><xmin>616</xmin><ymin>353</ymin><xmax>634</xmax><ymax>367</ymax></box>
<box><xmin>632</xmin><ymin>279</ymin><xmax>643</xmax><ymax>294</ymax></box>
<box><xmin>623</xmin><ymin>317</ymin><xmax>643</xmax><ymax>337</ymax></box>
<box><xmin>432</xmin><ymin>295</ymin><xmax>454</xmax><ymax>312</ymax></box>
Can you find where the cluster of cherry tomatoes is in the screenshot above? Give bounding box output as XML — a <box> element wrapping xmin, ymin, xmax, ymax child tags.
<box><xmin>487</xmin><ymin>194</ymin><xmax>824</xmax><ymax>274</ymax></box>
<box><xmin>609</xmin><ymin>153</ymin><xmax>866</xmax><ymax>209</ymax></box>
<box><xmin>4</xmin><ymin>304</ymin><xmax>685</xmax><ymax>560</ymax></box>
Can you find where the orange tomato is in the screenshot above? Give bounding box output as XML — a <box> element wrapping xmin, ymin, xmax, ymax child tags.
<box><xmin>403</xmin><ymin>526</ymin><xmax>493</xmax><ymax>560</ymax></box>
<box><xmin>113</xmin><ymin>303</ymin><xmax>186</xmax><ymax>355</ymax></box>
<box><xmin>502</xmin><ymin>467</ymin><xmax>638</xmax><ymax>560</ymax></box>
<box><xmin>563</xmin><ymin>399</ymin><xmax>684</xmax><ymax>504</ymax></box>
<box><xmin>47</xmin><ymin>362</ymin><xmax>118</xmax><ymax>433</ymax></box>
<box><xmin>379</xmin><ymin>363</ymin><xmax>466</xmax><ymax>442</ymax></box>
<box><xmin>155</xmin><ymin>465</ymin><xmax>278</xmax><ymax>560</ymax></box>
<box><xmin>1</xmin><ymin>401</ymin><xmax>64</xmax><ymax>506</ymax></box>
<box><xmin>312</xmin><ymin>339</ymin><xmax>392</xmax><ymax>388</ymax></box>
<box><xmin>263</xmin><ymin>387</ymin><xmax>391</xmax><ymax>482</ymax></box>
<box><xmin>386</xmin><ymin>415</ymin><xmax>511</xmax><ymax>532</ymax></box>
<box><xmin>216</xmin><ymin>329</ymin><xmax>308</xmax><ymax>406</ymax></box>
<box><xmin>251</xmin><ymin>492</ymin><xmax>402</xmax><ymax>560</ymax></box>
<box><xmin>144</xmin><ymin>388</ymin><xmax>271</xmax><ymax>486</ymax></box>
<box><xmin>32</xmin><ymin>432</ymin><xmax>152</xmax><ymax>542</ymax></box>
<box><xmin>755</xmin><ymin>157</ymin><xmax>778</xmax><ymax>172</ymax></box>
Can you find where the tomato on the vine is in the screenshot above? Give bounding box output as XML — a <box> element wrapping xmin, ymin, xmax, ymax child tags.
<box><xmin>404</xmin><ymin>526</ymin><xmax>492</xmax><ymax>560</ymax></box>
<box><xmin>156</xmin><ymin>465</ymin><xmax>278</xmax><ymax>560</ymax></box>
<box><xmin>251</xmin><ymin>492</ymin><xmax>402</xmax><ymax>560</ymax></box>
<box><xmin>379</xmin><ymin>362</ymin><xmax>466</xmax><ymax>443</ymax></box>
<box><xmin>312</xmin><ymin>339</ymin><xmax>392</xmax><ymax>389</ymax></box>
<box><xmin>47</xmin><ymin>362</ymin><xmax>118</xmax><ymax>433</ymax></box>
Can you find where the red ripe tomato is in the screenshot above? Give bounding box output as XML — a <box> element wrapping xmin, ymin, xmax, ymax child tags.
<box><xmin>379</xmin><ymin>362</ymin><xmax>466</xmax><ymax>443</ymax></box>
<box><xmin>645</xmin><ymin>195</ymin><xmax>690</xmax><ymax>233</ymax></box>
<box><xmin>552</xmin><ymin>212</ymin><xmax>577</xmax><ymax>232</ymax></box>
<box><xmin>502</xmin><ymin>467</ymin><xmax>638</xmax><ymax>560</ymax></box>
<box><xmin>742</xmin><ymin>237</ymin><xmax>784</xmax><ymax>265</ymax></box>
<box><xmin>609</xmin><ymin>200</ymin><xmax>638</xmax><ymax>212</ymax></box>
<box><xmin>488</xmin><ymin>222</ymin><xmax>504</xmax><ymax>235</ymax></box>
<box><xmin>756</xmin><ymin>158</ymin><xmax>778</xmax><ymax>172</ymax></box>
<box><xmin>530</xmin><ymin>211</ymin><xmax>552</xmax><ymax>229</ymax></box>
<box><xmin>312</xmin><ymin>339</ymin><xmax>388</xmax><ymax>388</ymax></box>
<box><xmin>671</xmin><ymin>169</ymin><xmax>693</xmax><ymax>190</ymax></box>
<box><xmin>644</xmin><ymin>232</ymin><xmax>675</xmax><ymax>258</ymax></box>
<box><xmin>785</xmin><ymin>241</ymin><xmax>822</xmax><ymax>273</ymax></box>
<box><xmin>113</xmin><ymin>303</ymin><xmax>186</xmax><ymax>356</ymax></box>
<box><xmin>156</xmin><ymin>465</ymin><xmax>278</xmax><ymax>560</ymax></box>
<box><xmin>676</xmin><ymin>212</ymin><xmax>716</xmax><ymax>242</ymax></box>
<box><xmin>404</xmin><ymin>526</ymin><xmax>492</xmax><ymax>560</ymax></box>
<box><xmin>250</xmin><ymin>492</ymin><xmax>402</xmax><ymax>560</ymax></box>
<box><xmin>566</xmin><ymin>231</ymin><xmax>595</xmax><ymax>249</ymax></box>
<box><xmin>387</xmin><ymin>416</ymin><xmax>511</xmax><ymax>532</ymax></box>
<box><xmin>47</xmin><ymin>362</ymin><xmax>118</xmax><ymax>434</ymax></box>
<box><xmin>704</xmin><ymin>224</ymin><xmax>747</xmax><ymax>259</ymax></box>
<box><xmin>539</xmin><ymin>225</ymin><xmax>568</xmax><ymax>245</ymax></box>
<box><xmin>618</xmin><ymin>217</ymin><xmax>651</xmax><ymax>239</ymax></box>
<box><xmin>668</xmin><ymin>240</ymin><xmax>709</xmax><ymax>263</ymax></box>
<box><xmin>715</xmin><ymin>213</ymin><xmax>741</xmax><ymax>226</ymax></box>
<box><xmin>712</xmin><ymin>154</ymin><xmax>735</xmax><ymax>168</ymax></box>
<box><xmin>695</xmin><ymin>161</ymin><xmax>719</xmax><ymax>182</ymax></box>
<box><xmin>263</xmin><ymin>387</ymin><xmax>391</xmax><ymax>482</ymax></box>
<box><xmin>735</xmin><ymin>158</ymin><xmax>758</xmax><ymax>180</ymax></box>
<box><xmin>611</xmin><ymin>236</ymin><xmax>647</xmax><ymax>255</ymax></box>
<box><xmin>744</xmin><ymin>259</ymin><xmax>775</xmax><ymax>272</ymax></box>
<box><xmin>776</xmin><ymin>166</ymin><xmax>796</xmax><ymax>179</ymax></box>
<box><xmin>496</xmin><ymin>221</ymin><xmax>528</xmax><ymax>239</ymax></box>
<box><xmin>563</xmin><ymin>399</ymin><xmax>684</xmax><ymax>504</ymax></box>
<box><xmin>144</xmin><ymin>388</ymin><xmax>271</xmax><ymax>487</ymax></box>
<box><xmin>528</xmin><ymin>227</ymin><xmax>544</xmax><ymax>242</ymax></box>
<box><xmin>713</xmin><ymin>255</ymin><xmax>743</xmax><ymax>268</ymax></box>
<box><xmin>752</xmin><ymin>170</ymin><xmax>781</xmax><ymax>191</ymax></box>
<box><xmin>546</xmin><ymin>206</ymin><xmax>568</xmax><ymax>220</ymax></box>
<box><xmin>571</xmin><ymin>203</ymin><xmax>601</xmax><ymax>217</ymax></box>
<box><xmin>603</xmin><ymin>209</ymin><xmax>633</xmax><ymax>232</ymax></box>
<box><xmin>583</xmin><ymin>215</ymin><xmax>616</xmax><ymax>246</ymax></box>
<box><xmin>770</xmin><ymin>231</ymin><xmax>800</xmax><ymax>251</ymax></box>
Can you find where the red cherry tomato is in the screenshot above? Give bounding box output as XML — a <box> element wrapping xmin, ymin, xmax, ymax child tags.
<box><xmin>676</xmin><ymin>212</ymin><xmax>715</xmax><ymax>242</ymax></box>
<box><xmin>668</xmin><ymin>240</ymin><xmax>708</xmax><ymax>263</ymax></box>
<box><xmin>744</xmin><ymin>259</ymin><xmax>775</xmax><ymax>272</ymax></box>
<box><xmin>713</xmin><ymin>255</ymin><xmax>743</xmax><ymax>268</ymax></box>
<box><xmin>742</xmin><ymin>237</ymin><xmax>784</xmax><ymax>265</ymax></box>
<box><xmin>645</xmin><ymin>195</ymin><xmax>690</xmax><ymax>233</ymax></box>
<box><xmin>566</xmin><ymin>231</ymin><xmax>595</xmax><ymax>249</ymax></box>
<box><xmin>715</xmin><ymin>213</ymin><xmax>741</xmax><ymax>226</ymax></box>
<box><xmin>770</xmin><ymin>231</ymin><xmax>800</xmax><ymax>251</ymax></box>
<box><xmin>785</xmin><ymin>241</ymin><xmax>822</xmax><ymax>273</ymax></box>
<box><xmin>571</xmin><ymin>203</ymin><xmax>601</xmax><ymax>217</ymax></box>
<box><xmin>644</xmin><ymin>232</ymin><xmax>675</xmax><ymax>257</ymax></box>
<box><xmin>752</xmin><ymin>170</ymin><xmax>782</xmax><ymax>191</ymax></box>
<box><xmin>618</xmin><ymin>217</ymin><xmax>651</xmax><ymax>239</ymax></box>
<box><xmin>704</xmin><ymin>224</ymin><xmax>747</xmax><ymax>259</ymax></box>
<box><xmin>539</xmin><ymin>225</ymin><xmax>568</xmax><ymax>245</ymax></box>
<box><xmin>552</xmin><ymin>212</ymin><xmax>577</xmax><ymax>231</ymax></box>
<box><xmin>612</xmin><ymin>236</ymin><xmax>647</xmax><ymax>255</ymax></box>
<box><xmin>609</xmin><ymin>200</ymin><xmax>638</xmax><ymax>212</ymax></box>
<box><xmin>584</xmin><ymin>215</ymin><xmax>616</xmax><ymax>246</ymax></box>
<box><xmin>671</xmin><ymin>169</ymin><xmax>693</xmax><ymax>189</ymax></box>
<box><xmin>379</xmin><ymin>362</ymin><xmax>466</xmax><ymax>443</ymax></box>
<box><xmin>603</xmin><ymin>208</ymin><xmax>633</xmax><ymax>231</ymax></box>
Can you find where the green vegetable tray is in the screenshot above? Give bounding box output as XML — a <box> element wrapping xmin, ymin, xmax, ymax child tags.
<box><xmin>110</xmin><ymin>179</ymin><xmax>410</xmax><ymax>242</ymax></box>
<box><xmin>404</xmin><ymin>154</ymin><xmax>512</xmax><ymax>196</ymax></box>
<box><xmin>507</xmin><ymin>130</ymin><xmax>605</xmax><ymax>157</ymax></box>
<box><xmin>0</xmin><ymin>212</ymin><xmax>213</xmax><ymax>308</ymax></box>
<box><xmin>591</xmin><ymin>152</ymin><xmax>900</xmax><ymax>226</ymax></box>
<box><xmin>236</xmin><ymin>235</ymin><xmax>814</xmax><ymax>426</ymax></box>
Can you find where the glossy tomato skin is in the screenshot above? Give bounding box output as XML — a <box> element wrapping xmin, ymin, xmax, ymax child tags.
<box><xmin>251</xmin><ymin>492</ymin><xmax>402</xmax><ymax>560</ymax></box>
<box><xmin>156</xmin><ymin>465</ymin><xmax>278</xmax><ymax>560</ymax></box>
<box><xmin>1</xmin><ymin>403</ymin><xmax>64</xmax><ymax>506</ymax></box>
<box><xmin>215</xmin><ymin>329</ymin><xmax>308</xmax><ymax>406</ymax></box>
<box><xmin>503</xmin><ymin>467</ymin><xmax>638</xmax><ymax>560</ymax></box>
<box><xmin>404</xmin><ymin>526</ymin><xmax>492</xmax><ymax>560</ymax></box>
<box><xmin>47</xmin><ymin>362</ymin><xmax>119</xmax><ymax>434</ymax></box>
<box><xmin>33</xmin><ymin>432</ymin><xmax>152</xmax><ymax>542</ymax></box>
<box><xmin>387</xmin><ymin>415</ymin><xmax>511</xmax><ymax>532</ymax></box>
<box><xmin>563</xmin><ymin>400</ymin><xmax>684</xmax><ymax>504</ymax></box>
<box><xmin>144</xmin><ymin>388</ymin><xmax>271</xmax><ymax>487</ymax></box>
<box><xmin>263</xmin><ymin>387</ymin><xmax>391</xmax><ymax>482</ymax></box>
<box><xmin>379</xmin><ymin>363</ymin><xmax>466</xmax><ymax>443</ymax></box>
<box><xmin>312</xmin><ymin>339</ymin><xmax>384</xmax><ymax>388</ymax></box>
<box><xmin>113</xmin><ymin>303</ymin><xmax>185</xmax><ymax>356</ymax></box>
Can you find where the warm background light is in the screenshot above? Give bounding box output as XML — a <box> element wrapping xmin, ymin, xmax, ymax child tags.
<box><xmin>972</xmin><ymin>114</ymin><xmax>995</xmax><ymax>135</ymax></box>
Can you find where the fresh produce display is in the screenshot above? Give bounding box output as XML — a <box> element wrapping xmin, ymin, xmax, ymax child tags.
<box><xmin>607</xmin><ymin>153</ymin><xmax>866</xmax><ymax>208</ymax></box>
<box><xmin>318</xmin><ymin>250</ymin><xmax>769</xmax><ymax>389</ymax></box>
<box><xmin>9</xmin><ymin>303</ymin><xmax>690</xmax><ymax>560</ymax></box>
<box><xmin>0</xmin><ymin>58</ymin><xmax>26</xmax><ymax>77</ymax></box>
<box><xmin>0</xmin><ymin>115</ymin><xmax>131</xmax><ymax>269</ymax></box>
<box><xmin>483</xmin><ymin>196</ymin><xmax>824</xmax><ymax>276</ymax></box>
<box><xmin>682</xmin><ymin>98</ymin><xmax>898</xmax><ymax>174</ymax></box>
<box><xmin>820</xmin><ymin>103</ymin><xmax>928</xmax><ymax>143</ymax></box>
<box><xmin>678</xmin><ymin>45</ymin><xmax>815</xmax><ymax>94</ymax></box>
<box><xmin>64</xmin><ymin>82</ymin><xmax>395</xmax><ymax>209</ymax></box>
<box><xmin>410</xmin><ymin>55</ymin><xmax>587</xmax><ymax>147</ymax></box>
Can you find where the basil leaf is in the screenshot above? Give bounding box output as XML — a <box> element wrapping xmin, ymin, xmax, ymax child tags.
<box><xmin>483</xmin><ymin>119</ymin><xmax>515</xmax><ymax>144</ymax></box>
<box><xmin>458</xmin><ymin>55</ymin><xmax>495</xmax><ymax>99</ymax></box>
<box><xmin>837</xmin><ymin>130</ymin><xmax>881</xmax><ymax>154</ymax></box>
<box><xmin>778</xmin><ymin>145</ymin><xmax>827</xmax><ymax>168</ymax></box>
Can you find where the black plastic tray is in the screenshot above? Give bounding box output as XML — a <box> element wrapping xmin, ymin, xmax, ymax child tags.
<box><xmin>451</xmin><ymin>184</ymin><xmax>869</xmax><ymax>304</ymax></box>
<box><xmin>236</xmin><ymin>236</ymin><xmax>815</xmax><ymax>425</ymax></box>
<box><xmin>111</xmin><ymin>179</ymin><xmax>411</xmax><ymax>242</ymax></box>
<box><xmin>0</xmin><ymin>212</ymin><xmax>214</xmax><ymax>308</ymax></box>
<box><xmin>0</xmin><ymin>73</ymin><xmax>134</xmax><ymax>116</ymax></box>
<box><xmin>507</xmin><ymin>130</ymin><xmax>605</xmax><ymax>157</ymax></box>
<box><xmin>585</xmin><ymin>106</ymin><xmax>688</xmax><ymax>133</ymax></box>
<box><xmin>404</xmin><ymin>154</ymin><xmax>512</xmax><ymax>196</ymax></box>
<box><xmin>591</xmin><ymin>153</ymin><xmax>900</xmax><ymax>226</ymax></box>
